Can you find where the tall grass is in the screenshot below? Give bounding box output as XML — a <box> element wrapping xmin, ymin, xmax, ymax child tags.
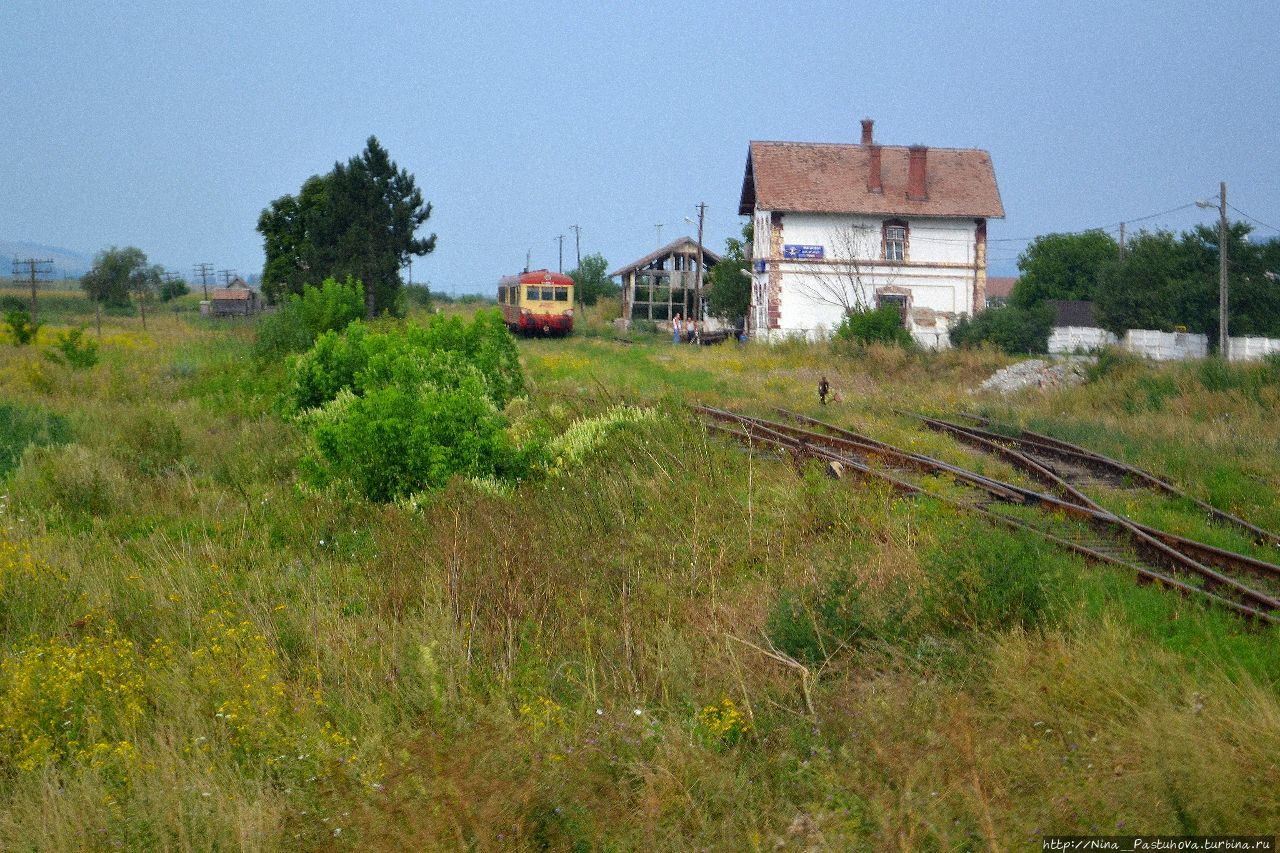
<box><xmin>0</xmin><ymin>305</ymin><xmax>1277</xmax><ymax>848</ymax></box>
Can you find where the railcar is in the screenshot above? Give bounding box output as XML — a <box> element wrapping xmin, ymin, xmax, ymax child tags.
<box><xmin>497</xmin><ymin>269</ymin><xmax>574</xmax><ymax>335</ymax></box>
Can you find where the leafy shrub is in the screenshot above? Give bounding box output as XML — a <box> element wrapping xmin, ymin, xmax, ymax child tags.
<box><xmin>44</xmin><ymin>326</ymin><xmax>99</xmax><ymax>369</ymax></box>
<box><xmin>834</xmin><ymin>305</ymin><xmax>913</xmax><ymax>347</ymax></box>
<box><xmin>0</xmin><ymin>400</ymin><xmax>71</xmax><ymax>476</ymax></box>
<box><xmin>295</xmin><ymin>309</ymin><xmax>530</xmax><ymax>501</ymax></box>
<box><xmin>158</xmin><ymin>278</ymin><xmax>190</xmax><ymax>301</ymax></box>
<box><xmin>766</xmin><ymin>571</ymin><xmax>914</xmax><ymax>664</ymax></box>
<box><xmin>303</xmin><ymin>360</ymin><xmax>528</xmax><ymax>501</ymax></box>
<box><xmin>4</xmin><ymin>309</ymin><xmax>38</xmax><ymax>346</ymax></box>
<box><xmin>254</xmin><ymin>276</ymin><xmax>365</xmax><ymax>357</ymax></box>
<box><xmin>290</xmin><ymin>309</ymin><xmax>524</xmax><ymax>411</ymax></box>
<box><xmin>949</xmin><ymin>304</ymin><xmax>1053</xmax><ymax>354</ymax></box>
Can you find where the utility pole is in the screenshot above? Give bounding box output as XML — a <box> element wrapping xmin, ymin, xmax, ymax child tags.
<box><xmin>219</xmin><ymin>268</ymin><xmax>237</xmax><ymax>285</ymax></box>
<box><xmin>655</xmin><ymin>223</ymin><xmax>664</xmax><ymax>247</ymax></box>
<box><xmin>556</xmin><ymin>235</ymin><xmax>565</xmax><ymax>273</ymax></box>
<box><xmin>194</xmin><ymin>263</ymin><xmax>214</xmax><ymax>300</ymax></box>
<box><xmin>524</xmin><ymin>249</ymin><xmax>531</xmax><ymax>274</ymax></box>
<box><xmin>1217</xmin><ymin>182</ymin><xmax>1229</xmax><ymax>360</ymax></box>
<box><xmin>569</xmin><ymin>224</ymin><xmax>581</xmax><ymax>268</ymax></box>
<box><xmin>693</xmin><ymin>202</ymin><xmax>706</xmax><ymax>323</ymax></box>
<box><xmin>12</xmin><ymin>258</ymin><xmax>53</xmax><ymax>325</ymax></box>
<box><xmin>1118</xmin><ymin>222</ymin><xmax>1126</xmax><ymax>260</ymax></box>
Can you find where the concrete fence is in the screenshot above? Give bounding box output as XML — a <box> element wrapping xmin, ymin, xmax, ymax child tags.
<box><xmin>1047</xmin><ymin>325</ymin><xmax>1280</xmax><ymax>362</ymax></box>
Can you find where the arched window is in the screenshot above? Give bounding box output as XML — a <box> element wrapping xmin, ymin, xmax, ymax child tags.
<box><xmin>882</xmin><ymin>219</ymin><xmax>908</xmax><ymax>262</ymax></box>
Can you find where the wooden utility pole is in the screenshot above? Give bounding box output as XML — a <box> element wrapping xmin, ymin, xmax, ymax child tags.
<box><xmin>569</xmin><ymin>224</ymin><xmax>581</xmax><ymax>267</ymax></box>
<box><xmin>693</xmin><ymin>202</ymin><xmax>706</xmax><ymax>322</ymax></box>
<box><xmin>193</xmin><ymin>263</ymin><xmax>214</xmax><ymax>300</ymax></box>
<box><xmin>556</xmin><ymin>235</ymin><xmax>565</xmax><ymax>273</ymax></box>
<box><xmin>12</xmin><ymin>258</ymin><xmax>52</xmax><ymax>325</ymax></box>
<box><xmin>1118</xmin><ymin>222</ymin><xmax>1126</xmax><ymax>260</ymax></box>
<box><xmin>1218</xmin><ymin>182</ymin><xmax>1229</xmax><ymax>359</ymax></box>
<box><xmin>219</xmin><ymin>268</ymin><xmax>236</xmax><ymax>285</ymax></box>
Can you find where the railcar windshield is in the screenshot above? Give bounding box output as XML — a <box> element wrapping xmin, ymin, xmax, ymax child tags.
<box><xmin>554</xmin><ymin>287</ymin><xmax>569</xmax><ymax>301</ymax></box>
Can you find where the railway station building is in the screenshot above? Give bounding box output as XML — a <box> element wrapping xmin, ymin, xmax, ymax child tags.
<box><xmin>738</xmin><ymin>118</ymin><xmax>1004</xmax><ymax>347</ymax></box>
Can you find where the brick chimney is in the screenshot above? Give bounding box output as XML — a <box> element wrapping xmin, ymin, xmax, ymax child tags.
<box><xmin>860</xmin><ymin>118</ymin><xmax>874</xmax><ymax>145</ymax></box>
<box><xmin>867</xmin><ymin>144</ymin><xmax>883</xmax><ymax>194</ymax></box>
<box><xmin>907</xmin><ymin>145</ymin><xmax>929</xmax><ymax>201</ymax></box>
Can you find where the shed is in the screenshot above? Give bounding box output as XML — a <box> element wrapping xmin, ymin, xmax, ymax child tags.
<box><xmin>210</xmin><ymin>285</ymin><xmax>259</xmax><ymax>317</ymax></box>
<box><xmin>609</xmin><ymin>236</ymin><xmax>721</xmax><ymax>327</ymax></box>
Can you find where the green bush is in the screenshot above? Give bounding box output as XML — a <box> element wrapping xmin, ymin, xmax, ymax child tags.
<box><xmin>294</xmin><ymin>309</ymin><xmax>529</xmax><ymax>501</ymax></box>
<box><xmin>158</xmin><ymin>278</ymin><xmax>190</xmax><ymax>301</ymax></box>
<box><xmin>949</xmin><ymin>304</ymin><xmax>1053</xmax><ymax>354</ymax></box>
<box><xmin>834</xmin><ymin>306</ymin><xmax>913</xmax><ymax>347</ymax></box>
<box><xmin>290</xmin><ymin>309</ymin><xmax>524</xmax><ymax>411</ymax></box>
<box><xmin>766</xmin><ymin>571</ymin><xmax>914</xmax><ymax>664</ymax></box>
<box><xmin>4</xmin><ymin>309</ymin><xmax>38</xmax><ymax>346</ymax></box>
<box><xmin>303</xmin><ymin>356</ymin><xmax>529</xmax><ymax>501</ymax></box>
<box><xmin>254</xmin><ymin>276</ymin><xmax>365</xmax><ymax>357</ymax></box>
<box><xmin>0</xmin><ymin>400</ymin><xmax>72</xmax><ymax>476</ymax></box>
<box><xmin>44</xmin><ymin>327</ymin><xmax>99</xmax><ymax>369</ymax></box>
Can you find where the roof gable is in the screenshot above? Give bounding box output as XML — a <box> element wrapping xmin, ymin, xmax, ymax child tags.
<box><xmin>608</xmin><ymin>236</ymin><xmax>723</xmax><ymax>279</ymax></box>
<box><xmin>739</xmin><ymin>141</ymin><xmax>1004</xmax><ymax>219</ymax></box>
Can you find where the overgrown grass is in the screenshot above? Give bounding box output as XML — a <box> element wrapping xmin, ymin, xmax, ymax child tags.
<box><xmin>0</xmin><ymin>303</ymin><xmax>1278</xmax><ymax>848</ymax></box>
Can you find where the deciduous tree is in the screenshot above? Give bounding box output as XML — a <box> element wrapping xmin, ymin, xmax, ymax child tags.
<box><xmin>568</xmin><ymin>253</ymin><xmax>616</xmax><ymax>306</ymax></box>
<box><xmin>1010</xmin><ymin>231</ymin><xmax>1118</xmax><ymax>308</ymax></box>
<box><xmin>81</xmin><ymin>246</ymin><xmax>148</xmax><ymax>307</ymax></box>
<box><xmin>706</xmin><ymin>221</ymin><xmax>752</xmax><ymax>323</ymax></box>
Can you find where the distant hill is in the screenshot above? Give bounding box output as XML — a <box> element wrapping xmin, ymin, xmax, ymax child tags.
<box><xmin>0</xmin><ymin>239</ymin><xmax>94</xmax><ymax>280</ymax></box>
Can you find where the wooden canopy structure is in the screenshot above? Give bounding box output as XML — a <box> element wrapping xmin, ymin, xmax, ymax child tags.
<box><xmin>610</xmin><ymin>236</ymin><xmax>721</xmax><ymax>326</ymax></box>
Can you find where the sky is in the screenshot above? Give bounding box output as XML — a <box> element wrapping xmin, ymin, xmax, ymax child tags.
<box><xmin>3</xmin><ymin>0</ymin><xmax>1278</xmax><ymax>291</ymax></box>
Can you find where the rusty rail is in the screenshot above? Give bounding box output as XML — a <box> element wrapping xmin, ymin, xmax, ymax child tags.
<box><xmin>942</xmin><ymin>414</ymin><xmax>1280</xmax><ymax>547</ymax></box>
<box><xmin>693</xmin><ymin>406</ymin><xmax>1280</xmax><ymax>625</ymax></box>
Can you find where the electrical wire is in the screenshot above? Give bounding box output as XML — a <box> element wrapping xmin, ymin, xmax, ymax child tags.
<box><xmin>1226</xmin><ymin>203</ymin><xmax>1280</xmax><ymax>235</ymax></box>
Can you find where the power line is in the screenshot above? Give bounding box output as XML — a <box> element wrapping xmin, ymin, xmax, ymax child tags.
<box><xmin>1226</xmin><ymin>203</ymin><xmax>1280</xmax><ymax>235</ymax></box>
<box><xmin>987</xmin><ymin>202</ymin><xmax>1199</xmax><ymax>243</ymax></box>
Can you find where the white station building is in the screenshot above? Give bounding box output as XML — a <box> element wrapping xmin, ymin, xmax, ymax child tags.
<box><xmin>738</xmin><ymin>118</ymin><xmax>1005</xmax><ymax>347</ymax></box>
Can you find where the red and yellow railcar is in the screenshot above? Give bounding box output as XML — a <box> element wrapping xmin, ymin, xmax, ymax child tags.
<box><xmin>498</xmin><ymin>270</ymin><xmax>574</xmax><ymax>335</ymax></box>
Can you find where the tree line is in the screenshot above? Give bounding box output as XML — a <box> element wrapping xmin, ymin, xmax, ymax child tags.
<box><xmin>1012</xmin><ymin>224</ymin><xmax>1280</xmax><ymax>339</ymax></box>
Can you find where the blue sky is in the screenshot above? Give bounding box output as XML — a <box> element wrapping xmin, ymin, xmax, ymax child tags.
<box><xmin>2</xmin><ymin>0</ymin><xmax>1277</xmax><ymax>290</ymax></box>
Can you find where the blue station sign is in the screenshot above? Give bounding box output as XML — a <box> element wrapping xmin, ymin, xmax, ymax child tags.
<box><xmin>783</xmin><ymin>244</ymin><xmax>824</xmax><ymax>260</ymax></box>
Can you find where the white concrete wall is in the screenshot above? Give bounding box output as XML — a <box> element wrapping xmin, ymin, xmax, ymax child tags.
<box><xmin>1228</xmin><ymin>336</ymin><xmax>1280</xmax><ymax>361</ymax></box>
<box><xmin>1123</xmin><ymin>330</ymin><xmax>1208</xmax><ymax>361</ymax></box>
<box><xmin>1048</xmin><ymin>327</ymin><xmax>1120</xmax><ymax>353</ymax></box>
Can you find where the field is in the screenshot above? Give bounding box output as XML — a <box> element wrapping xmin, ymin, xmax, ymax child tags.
<box><xmin>1</xmin><ymin>288</ymin><xmax>1279</xmax><ymax>850</ymax></box>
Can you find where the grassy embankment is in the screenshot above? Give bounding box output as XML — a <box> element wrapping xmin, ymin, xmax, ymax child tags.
<box><xmin>0</xmin><ymin>291</ymin><xmax>1278</xmax><ymax>849</ymax></box>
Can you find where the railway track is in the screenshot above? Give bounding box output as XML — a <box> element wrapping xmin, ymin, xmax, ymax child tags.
<box><xmin>693</xmin><ymin>405</ymin><xmax>1280</xmax><ymax>626</ymax></box>
<box><xmin>918</xmin><ymin>413</ymin><xmax>1280</xmax><ymax>548</ymax></box>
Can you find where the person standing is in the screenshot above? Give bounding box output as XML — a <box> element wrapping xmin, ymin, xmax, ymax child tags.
<box><xmin>672</xmin><ymin>313</ymin><xmax>682</xmax><ymax>344</ymax></box>
<box><xmin>685</xmin><ymin>316</ymin><xmax>696</xmax><ymax>345</ymax></box>
<box><xmin>818</xmin><ymin>375</ymin><xmax>830</xmax><ymax>405</ymax></box>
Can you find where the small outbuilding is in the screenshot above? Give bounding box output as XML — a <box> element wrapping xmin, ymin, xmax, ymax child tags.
<box><xmin>609</xmin><ymin>237</ymin><xmax>722</xmax><ymax>328</ymax></box>
<box><xmin>210</xmin><ymin>281</ymin><xmax>260</xmax><ymax>316</ymax></box>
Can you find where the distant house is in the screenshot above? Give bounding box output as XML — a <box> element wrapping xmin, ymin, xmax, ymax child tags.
<box><xmin>210</xmin><ymin>281</ymin><xmax>259</xmax><ymax>317</ymax></box>
<box><xmin>738</xmin><ymin>117</ymin><xmax>1005</xmax><ymax>347</ymax></box>
<box><xmin>984</xmin><ymin>276</ymin><xmax>1018</xmax><ymax>308</ymax></box>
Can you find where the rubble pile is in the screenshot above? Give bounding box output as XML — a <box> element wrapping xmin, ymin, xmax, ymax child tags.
<box><xmin>978</xmin><ymin>356</ymin><xmax>1093</xmax><ymax>394</ymax></box>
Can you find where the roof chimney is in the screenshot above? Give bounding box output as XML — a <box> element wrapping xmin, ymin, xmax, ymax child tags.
<box><xmin>867</xmin><ymin>144</ymin><xmax>883</xmax><ymax>194</ymax></box>
<box><xmin>860</xmin><ymin>117</ymin><xmax>874</xmax><ymax>145</ymax></box>
<box><xmin>907</xmin><ymin>145</ymin><xmax>929</xmax><ymax>201</ymax></box>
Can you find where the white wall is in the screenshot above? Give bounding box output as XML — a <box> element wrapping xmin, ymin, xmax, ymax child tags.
<box><xmin>1123</xmin><ymin>330</ymin><xmax>1208</xmax><ymax>361</ymax></box>
<box><xmin>768</xmin><ymin>213</ymin><xmax>978</xmax><ymax>346</ymax></box>
<box><xmin>1048</xmin><ymin>327</ymin><xmax>1120</xmax><ymax>353</ymax></box>
<box><xmin>1229</xmin><ymin>336</ymin><xmax>1280</xmax><ymax>362</ymax></box>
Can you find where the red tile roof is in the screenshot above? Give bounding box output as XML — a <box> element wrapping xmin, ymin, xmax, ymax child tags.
<box><xmin>212</xmin><ymin>288</ymin><xmax>254</xmax><ymax>301</ymax></box>
<box><xmin>985</xmin><ymin>276</ymin><xmax>1018</xmax><ymax>299</ymax></box>
<box><xmin>739</xmin><ymin>141</ymin><xmax>1004</xmax><ymax>219</ymax></box>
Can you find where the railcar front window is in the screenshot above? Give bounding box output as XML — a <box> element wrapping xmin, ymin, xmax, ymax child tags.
<box><xmin>554</xmin><ymin>287</ymin><xmax>568</xmax><ymax>301</ymax></box>
<box><xmin>526</xmin><ymin>286</ymin><xmax>539</xmax><ymax>301</ymax></box>
<box><xmin>541</xmin><ymin>287</ymin><xmax>554</xmax><ymax>301</ymax></box>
